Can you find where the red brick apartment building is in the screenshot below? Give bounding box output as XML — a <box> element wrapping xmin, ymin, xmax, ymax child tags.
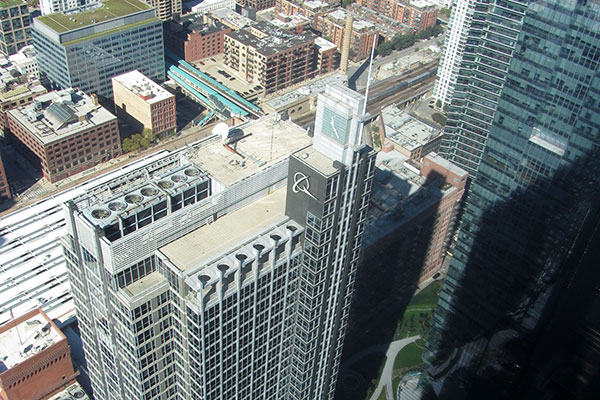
<box><xmin>164</xmin><ymin>16</ymin><xmax>231</xmax><ymax>62</ymax></box>
<box><xmin>318</xmin><ymin>9</ymin><xmax>379</xmax><ymax>60</ymax></box>
<box><xmin>356</xmin><ymin>0</ymin><xmax>438</xmax><ymax>31</ymax></box>
<box><xmin>363</xmin><ymin>152</ymin><xmax>467</xmax><ymax>284</ymax></box>
<box><xmin>0</xmin><ymin>308</ymin><xmax>79</xmax><ymax>400</ymax></box>
<box><xmin>0</xmin><ymin>152</ymin><xmax>9</xmax><ymax>201</ymax></box>
<box><xmin>224</xmin><ymin>22</ymin><xmax>323</xmax><ymax>94</ymax></box>
<box><xmin>6</xmin><ymin>88</ymin><xmax>121</xmax><ymax>183</ymax></box>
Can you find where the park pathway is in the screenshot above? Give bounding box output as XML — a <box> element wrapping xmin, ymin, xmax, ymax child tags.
<box><xmin>368</xmin><ymin>335</ymin><xmax>420</xmax><ymax>400</ymax></box>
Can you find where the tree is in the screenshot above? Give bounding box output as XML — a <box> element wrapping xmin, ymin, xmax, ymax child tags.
<box><xmin>436</xmin><ymin>99</ymin><xmax>442</xmax><ymax>109</ymax></box>
<box><xmin>377</xmin><ymin>41</ymin><xmax>394</xmax><ymax>57</ymax></box>
<box><xmin>342</xmin><ymin>0</ymin><xmax>354</xmax><ymax>7</ymax></box>
<box><xmin>122</xmin><ymin>137</ymin><xmax>140</xmax><ymax>153</ymax></box>
<box><xmin>440</xmin><ymin>7</ymin><xmax>452</xmax><ymax>17</ymax></box>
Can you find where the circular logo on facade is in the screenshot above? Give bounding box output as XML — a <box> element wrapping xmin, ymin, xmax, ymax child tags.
<box><xmin>292</xmin><ymin>172</ymin><xmax>317</xmax><ymax>200</ymax></box>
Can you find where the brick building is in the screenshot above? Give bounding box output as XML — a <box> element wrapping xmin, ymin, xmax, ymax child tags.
<box><xmin>164</xmin><ymin>16</ymin><xmax>231</xmax><ymax>61</ymax></box>
<box><xmin>112</xmin><ymin>70</ymin><xmax>176</xmax><ymax>139</ymax></box>
<box><xmin>224</xmin><ymin>22</ymin><xmax>319</xmax><ymax>94</ymax></box>
<box><xmin>0</xmin><ymin>152</ymin><xmax>9</xmax><ymax>201</ymax></box>
<box><xmin>356</xmin><ymin>0</ymin><xmax>438</xmax><ymax>31</ymax></box>
<box><xmin>141</xmin><ymin>0</ymin><xmax>182</xmax><ymax>21</ymax></box>
<box><xmin>318</xmin><ymin>9</ymin><xmax>379</xmax><ymax>60</ymax></box>
<box><xmin>0</xmin><ymin>308</ymin><xmax>79</xmax><ymax>400</ymax></box>
<box><xmin>237</xmin><ymin>0</ymin><xmax>276</xmax><ymax>11</ymax></box>
<box><xmin>378</xmin><ymin>104</ymin><xmax>442</xmax><ymax>161</ymax></box>
<box><xmin>6</xmin><ymin>88</ymin><xmax>120</xmax><ymax>183</ymax></box>
<box><xmin>363</xmin><ymin>151</ymin><xmax>467</xmax><ymax>284</ymax></box>
<box><xmin>0</xmin><ymin>77</ymin><xmax>47</xmax><ymax>133</ymax></box>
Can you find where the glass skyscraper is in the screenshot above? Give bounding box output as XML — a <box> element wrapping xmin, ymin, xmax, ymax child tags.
<box><xmin>440</xmin><ymin>0</ymin><xmax>529</xmax><ymax>178</ymax></box>
<box><xmin>425</xmin><ymin>0</ymin><xmax>600</xmax><ymax>397</ymax></box>
<box><xmin>32</xmin><ymin>0</ymin><xmax>165</xmax><ymax>100</ymax></box>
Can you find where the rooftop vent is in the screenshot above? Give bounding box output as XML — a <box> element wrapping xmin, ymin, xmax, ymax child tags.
<box><xmin>158</xmin><ymin>180</ymin><xmax>174</xmax><ymax>189</ymax></box>
<box><xmin>124</xmin><ymin>194</ymin><xmax>143</xmax><ymax>204</ymax></box>
<box><xmin>184</xmin><ymin>168</ymin><xmax>200</xmax><ymax>177</ymax></box>
<box><xmin>171</xmin><ymin>175</ymin><xmax>187</xmax><ymax>183</ymax></box>
<box><xmin>91</xmin><ymin>209</ymin><xmax>111</xmax><ymax>219</ymax></box>
<box><xmin>140</xmin><ymin>187</ymin><xmax>158</xmax><ymax>196</ymax></box>
<box><xmin>108</xmin><ymin>201</ymin><xmax>127</xmax><ymax>211</ymax></box>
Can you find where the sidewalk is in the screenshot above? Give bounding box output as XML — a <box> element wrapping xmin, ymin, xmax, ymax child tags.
<box><xmin>368</xmin><ymin>335</ymin><xmax>420</xmax><ymax>400</ymax></box>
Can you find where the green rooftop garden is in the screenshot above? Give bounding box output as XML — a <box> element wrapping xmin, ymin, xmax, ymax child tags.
<box><xmin>0</xmin><ymin>0</ymin><xmax>24</xmax><ymax>8</ymax></box>
<box><xmin>37</xmin><ymin>0</ymin><xmax>150</xmax><ymax>33</ymax></box>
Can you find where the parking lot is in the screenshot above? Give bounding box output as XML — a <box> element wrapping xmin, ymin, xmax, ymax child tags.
<box><xmin>190</xmin><ymin>54</ymin><xmax>264</xmax><ymax>102</ymax></box>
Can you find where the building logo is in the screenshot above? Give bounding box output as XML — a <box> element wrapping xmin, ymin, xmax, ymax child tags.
<box><xmin>292</xmin><ymin>172</ymin><xmax>318</xmax><ymax>200</ymax></box>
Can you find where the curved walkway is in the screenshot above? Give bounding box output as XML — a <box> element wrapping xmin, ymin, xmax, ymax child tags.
<box><xmin>368</xmin><ymin>335</ymin><xmax>420</xmax><ymax>400</ymax></box>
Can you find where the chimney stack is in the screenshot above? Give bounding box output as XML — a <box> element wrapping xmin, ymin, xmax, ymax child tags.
<box><xmin>340</xmin><ymin>14</ymin><xmax>353</xmax><ymax>74</ymax></box>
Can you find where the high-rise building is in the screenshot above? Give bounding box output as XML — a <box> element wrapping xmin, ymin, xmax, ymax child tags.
<box><xmin>62</xmin><ymin>84</ymin><xmax>375</xmax><ymax>400</ymax></box>
<box><xmin>424</xmin><ymin>0</ymin><xmax>600</xmax><ymax>397</ymax></box>
<box><xmin>32</xmin><ymin>0</ymin><xmax>165</xmax><ymax>101</ymax></box>
<box><xmin>431</xmin><ymin>0</ymin><xmax>473</xmax><ymax>108</ymax></box>
<box><xmin>0</xmin><ymin>1</ymin><xmax>32</xmax><ymax>57</ymax></box>
<box><xmin>39</xmin><ymin>0</ymin><xmax>93</xmax><ymax>16</ymax></box>
<box><xmin>142</xmin><ymin>0</ymin><xmax>182</xmax><ymax>21</ymax></box>
<box><xmin>439</xmin><ymin>0</ymin><xmax>529</xmax><ymax>178</ymax></box>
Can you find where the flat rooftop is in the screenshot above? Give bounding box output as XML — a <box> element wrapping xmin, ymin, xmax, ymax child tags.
<box><xmin>381</xmin><ymin>104</ymin><xmax>440</xmax><ymax>151</ymax></box>
<box><xmin>8</xmin><ymin>88</ymin><xmax>116</xmax><ymax>145</ymax></box>
<box><xmin>265</xmin><ymin>73</ymin><xmax>346</xmax><ymax>110</ymax></box>
<box><xmin>0</xmin><ymin>1</ymin><xmax>23</xmax><ymax>9</ymax></box>
<box><xmin>0</xmin><ymin>310</ymin><xmax>62</xmax><ymax>371</ymax></box>
<box><xmin>293</xmin><ymin>145</ymin><xmax>338</xmax><ymax>176</ymax></box>
<box><xmin>121</xmin><ymin>271</ymin><xmax>167</xmax><ymax>299</ymax></box>
<box><xmin>113</xmin><ymin>70</ymin><xmax>173</xmax><ymax>104</ymax></box>
<box><xmin>187</xmin><ymin>115</ymin><xmax>312</xmax><ymax>186</ymax></box>
<box><xmin>46</xmin><ymin>381</ymin><xmax>90</xmax><ymax>400</ymax></box>
<box><xmin>160</xmin><ymin>187</ymin><xmax>287</xmax><ymax>272</ymax></box>
<box><xmin>36</xmin><ymin>0</ymin><xmax>151</xmax><ymax>33</ymax></box>
<box><xmin>210</xmin><ymin>8</ymin><xmax>254</xmax><ymax>30</ymax></box>
<box><xmin>227</xmin><ymin>22</ymin><xmax>317</xmax><ymax>57</ymax></box>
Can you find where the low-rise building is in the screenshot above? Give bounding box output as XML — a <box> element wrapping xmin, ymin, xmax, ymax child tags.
<box><xmin>164</xmin><ymin>16</ymin><xmax>231</xmax><ymax>61</ymax></box>
<box><xmin>363</xmin><ymin>151</ymin><xmax>467</xmax><ymax>284</ymax></box>
<box><xmin>6</xmin><ymin>88</ymin><xmax>121</xmax><ymax>183</ymax></box>
<box><xmin>318</xmin><ymin>9</ymin><xmax>379</xmax><ymax>60</ymax></box>
<box><xmin>0</xmin><ymin>72</ymin><xmax>47</xmax><ymax>132</ymax></box>
<box><xmin>112</xmin><ymin>70</ymin><xmax>176</xmax><ymax>138</ymax></box>
<box><xmin>224</xmin><ymin>22</ymin><xmax>319</xmax><ymax>94</ymax></box>
<box><xmin>7</xmin><ymin>45</ymin><xmax>38</xmax><ymax>79</ymax></box>
<box><xmin>379</xmin><ymin>104</ymin><xmax>441</xmax><ymax>161</ymax></box>
<box><xmin>0</xmin><ymin>308</ymin><xmax>79</xmax><ymax>400</ymax></box>
<box><xmin>356</xmin><ymin>0</ymin><xmax>438</xmax><ymax>32</ymax></box>
<box><xmin>205</xmin><ymin>7</ymin><xmax>255</xmax><ymax>30</ymax></box>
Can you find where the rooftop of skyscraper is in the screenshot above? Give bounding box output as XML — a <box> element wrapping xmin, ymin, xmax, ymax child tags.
<box><xmin>160</xmin><ymin>187</ymin><xmax>288</xmax><ymax>272</ymax></box>
<box><xmin>36</xmin><ymin>0</ymin><xmax>151</xmax><ymax>33</ymax></box>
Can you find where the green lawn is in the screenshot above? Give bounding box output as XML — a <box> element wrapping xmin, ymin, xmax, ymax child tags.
<box><xmin>409</xmin><ymin>280</ymin><xmax>442</xmax><ymax>307</ymax></box>
<box><xmin>377</xmin><ymin>390</ymin><xmax>387</xmax><ymax>400</ymax></box>
<box><xmin>37</xmin><ymin>0</ymin><xmax>150</xmax><ymax>32</ymax></box>
<box><xmin>393</xmin><ymin>342</ymin><xmax>424</xmax><ymax>370</ymax></box>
